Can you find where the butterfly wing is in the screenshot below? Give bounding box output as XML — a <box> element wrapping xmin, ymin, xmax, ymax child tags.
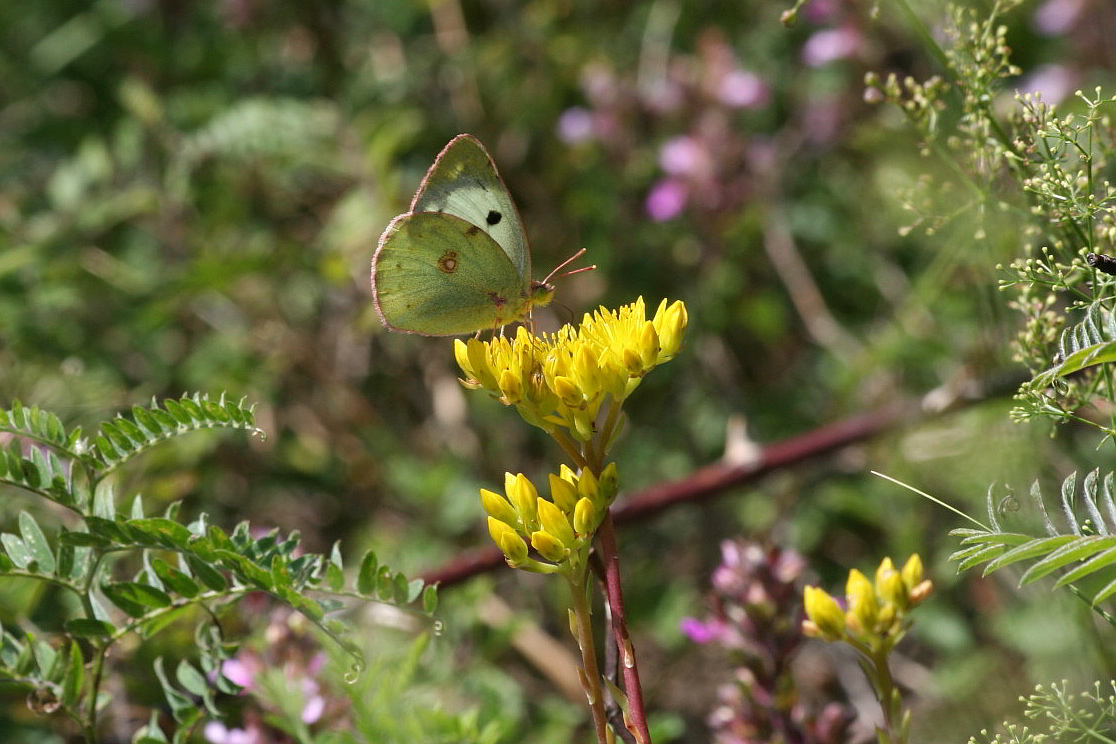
<box><xmin>372</xmin><ymin>211</ymin><xmax>531</xmax><ymax>336</ymax></box>
<box><xmin>410</xmin><ymin>134</ymin><xmax>531</xmax><ymax>289</ymax></box>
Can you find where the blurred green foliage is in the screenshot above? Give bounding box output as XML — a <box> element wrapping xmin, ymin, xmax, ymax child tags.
<box><xmin>1</xmin><ymin>0</ymin><xmax>1115</xmax><ymax>741</ymax></box>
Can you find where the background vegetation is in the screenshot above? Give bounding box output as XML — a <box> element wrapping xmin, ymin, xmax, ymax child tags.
<box><xmin>1</xmin><ymin>0</ymin><xmax>1113</xmax><ymax>741</ymax></box>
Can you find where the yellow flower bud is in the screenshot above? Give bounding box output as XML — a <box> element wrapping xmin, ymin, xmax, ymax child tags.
<box><xmin>846</xmin><ymin>569</ymin><xmax>878</xmax><ymax>632</ymax></box>
<box><xmin>637</xmin><ymin>321</ymin><xmax>660</xmax><ymax>368</ymax></box>
<box><xmin>537</xmin><ymin>497</ymin><xmax>575</xmax><ymax>547</ymax></box>
<box><xmin>465</xmin><ymin>337</ymin><xmax>496</xmax><ymax>388</ymax></box>
<box><xmin>573</xmin><ymin>496</ymin><xmax>597</xmax><ymax>536</ymax></box>
<box><xmin>577</xmin><ymin>468</ymin><xmax>598</xmax><ymax>500</ymax></box>
<box><xmin>875</xmin><ymin>558</ymin><xmax>905</xmax><ymax>607</ymax></box>
<box><xmin>901</xmin><ymin>554</ymin><xmax>924</xmax><ymax>589</ymax></box>
<box><xmin>572</xmin><ymin>345</ymin><xmax>599</xmax><ymax>393</ymax></box>
<box><xmin>531</xmin><ymin>530</ymin><xmax>569</xmax><ymax>563</ymax></box>
<box><xmin>549</xmin><ymin>473</ymin><xmax>579</xmax><ymax>513</ymax></box>
<box><xmin>875</xmin><ymin>557</ymin><xmax>896</xmax><ymax>584</ymax></box>
<box><xmin>488</xmin><ymin>517</ymin><xmax>528</xmax><ymax>565</ymax></box>
<box><xmin>621</xmin><ymin>348</ymin><xmax>643</xmax><ymax>377</ymax></box>
<box><xmin>598</xmin><ymin>462</ymin><xmax>618</xmax><ymax>505</ymax></box>
<box><xmin>453</xmin><ymin>339</ymin><xmax>474</xmax><ymax>379</ymax></box>
<box><xmin>552</xmin><ymin>375</ymin><xmax>582</xmax><ymax>407</ymax></box>
<box><xmin>654</xmin><ymin>299</ymin><xmax>688</xmax><ymax>358</ymax></box>
<box><xmin>803</xmin><ymin>586</ymin><xmax>845</xmax><ymax>640</ymax></box>
<box><xmin>498</xmin><ymin>368</ymin><xmax>523</xmax><ymax>404</ymax></box>
<box><xmin>506</xmin><ymin>473</ymin><xmax>538</xmax><ymax>528</ymax></box>
<box><xmin>480</xmin><ymin>488</ymin><xmax>519</xmax><ymax>527</ymax></box>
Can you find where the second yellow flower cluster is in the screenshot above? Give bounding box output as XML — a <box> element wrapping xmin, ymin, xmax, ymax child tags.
<box><xmin>482</xmin><ymin>464</ymin><xmax>618</xmax><ymax>574</ymax></box>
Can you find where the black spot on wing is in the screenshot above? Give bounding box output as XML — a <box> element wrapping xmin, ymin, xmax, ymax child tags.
<box><xmin>486</xmin><ymin>210</ymin><xmax>502</xmax><ymax>226</ymax></box>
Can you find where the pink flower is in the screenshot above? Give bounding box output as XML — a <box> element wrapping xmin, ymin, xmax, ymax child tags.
<box><xmin>681</xmin><ymin>617</ymin><xmax>718</xmax><ymax>644</ymax></box>
<box><xmin>646</xmin><ymin>179</ymin><xmax>689</xmax><ymax>221</ymax></box>
<box><xmin>204</xmin><ymin>721</ymin><xmax>264</xmax><ymax>744</ymax></box>
<box><xmin>802</xmin><ymin>26</ymin><xmax>862</xmax><ymax>67</ymax></box>
<box><xmin>717</xmin><ymin>70</ymin><xmax>769</xmax><ymax>109</ymax></box>
<box><xmin>1017</xmin><ymin>64</ymin><xmax>1078</xmax><ymax>105</ymax></box>
<box><xmin>221</xmin><ymin>658</ymin><xmax>257</xmax><ymax>690</ymax></box>
<box><xmin>659</xmin><ymin>136</ymin><xmax>706</xmax><ymax>177</ymax></box>
<box><xmin>1033</xmin><ymin>0</ymin><xmax>1085</xmax><ymax>35</ymax></box>
<box><xmin>557</xmin><ymin>107</ymin><xmax>596</xmax><ymax>143</ymax></box>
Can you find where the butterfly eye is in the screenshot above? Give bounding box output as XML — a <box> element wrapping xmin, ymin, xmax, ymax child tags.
<box><xmin>486</xmin><ymin>210</ymin><xmax>503</xmax><ymax>226</ymax></box>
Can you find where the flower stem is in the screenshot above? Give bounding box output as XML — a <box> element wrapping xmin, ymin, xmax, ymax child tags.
<box><xmin>597</xmin><ymin>512</ymin><xmax>653</xmax><ymax>744</ymax></box>
<box><xmin>568</xmin><ymin>571</ymin><xmax>611</xmax><ymax>743</ymax></box>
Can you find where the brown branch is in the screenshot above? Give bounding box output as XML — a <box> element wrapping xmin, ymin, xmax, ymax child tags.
<box><xmin>422</xmin><ymin>401</ymin><xmax>911</xmax><ymax>588</ymax></box>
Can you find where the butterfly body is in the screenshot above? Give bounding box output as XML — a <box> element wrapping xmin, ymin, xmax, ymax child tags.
<box><xmin>372</xmin><ymin>134</ymin><xmax>552</xmax><ymax>335</ymax></box>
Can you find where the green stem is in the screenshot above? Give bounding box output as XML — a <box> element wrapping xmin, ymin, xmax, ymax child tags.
<box><xmin>568</xmin><ymin>571</ymin><xmax>610</xmax><ymax>744</ymax></box>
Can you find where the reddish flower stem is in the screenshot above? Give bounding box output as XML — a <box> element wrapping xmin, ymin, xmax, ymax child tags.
<box><xmin>596</xmin><ymin>511</ymin><xmax>652</xmax><ymax>744</ymax></box>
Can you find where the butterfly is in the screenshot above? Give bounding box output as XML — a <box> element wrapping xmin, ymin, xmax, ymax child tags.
<box><xmin>372</xmin><ymin>134</ymin><xmax>588</xmax><ymax>335</ymax></box>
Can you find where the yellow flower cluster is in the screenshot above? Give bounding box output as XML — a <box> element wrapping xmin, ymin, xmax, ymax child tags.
<box><xmin>482</xmin><ymin>464</ymin><xmax>618</xmax><ymax>573</ymax></box>
<box><xmin>455</xmin><ymin>298</ymin><xmax>688</xmax><ymax>441</ymax></box>
<box><xmin>803</xmin><ymin>555</ymin><xmax>933</xmax><ymax>649</ymax></box>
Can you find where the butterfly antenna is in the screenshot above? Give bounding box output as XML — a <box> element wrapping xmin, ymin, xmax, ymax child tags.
<box><xmin>542</xmin><ymin>248</ymin><xmax>596</xmax><ymax>285</ymax></box>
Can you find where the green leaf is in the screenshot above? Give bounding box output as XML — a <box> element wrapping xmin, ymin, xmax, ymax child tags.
<box><xmin>392</xmin><ymin>572</ymin><xmax>410</xmax><ymax>604</ymax></box>
<box><xmin>186</xmin><ymin>555</ymin><xmax>227</xmax><ymax>592</ymax></box>
<box><xmin>1033</xmin><ymin>339</ymin><xmax>1116</xmax><ymax>389</ymax></box>
<box><xmin>92</xmin><ymin>481</ymin><xmax>116</xmax><ymax>519</ymax></box>
<box><xmin>64</xmin><ymin>618</ymin><xmax>117</xmax><ymax>638</ymax></box>
<box><xmin>20</xmin><ymin>456</ymin><xmax>41</xmax><ymax>488</ymax></box>
<box><xmin>175</xmin><ymin>659</ymin><xmax>208</xmax><ymax>697</ymax></box>
<box><xmin>132</xmin><ymin>406</ymin><xmax>162</xmax><ymax>436</ymax></box>
<box><xmin>125</xmin><ymin>518</ymin><xmax>192</xmax><ymax>548</ymax></box>
<box><xmin>375</xmin><ymin>564</ymin><xmax>396</xmax><ymax>600</ymax></box>
<box><xmin>102</xmin><ymin>581</ymin><xmax>172</xmax><ymax>617</ymax></box>
<box><xmin>32</xmin><ymin>637</ymin><xmax>57</xmax><ymax>678</ymax></box>
<box><xmin>270</xmin><ymin>553</ymin><xmax>291</xmax><ymax>590</ymax></box>
<box><xmin>85</xmin><ymin>516</ymin><xmax>128</xmax><ymax>543</ymax></box>
<box><xmin>357</xmin><ymin>550</ymin><xmax>378</xmax><ymax>595</ymax></box>
<box><xmin>1020</xmin><ymin>535</ymin><xmax>1116</xmax><ymax>585</ymax></box>
<box><xmin>59</xmin><ymin>531</ymin><xmax>112</xmax><ymax>548</ymax></box>
<box><xmin>61</xmin><ymin>641</ymin><xmax>84</xmax><ymax>707</ymax></box>
<box><xmin>422</xmin><ymin>584</ymin><xmax>438</xmax><ymax>613</ymax></box>
<box><xmin>1055</xmin><ymin>545</ymin><xmax>1116</xmax><ymax>586</ymax></box>
<box><xmin>325</xmin><ymin>561</ymin><xmax>344</xmax><ymax>592</ymax></box>
<box><xmin>152</xmin><ymin>558</ymin><xmax>200</xmax><ymax>598</ymax></box>
<box><xmin>1</xmin><ymin>533</ymin><xmax>32</xmax><ymax>568</ymax></box>
<box><xmin>153</xmin><ymin>656</ymin><xmax>195</xmax><ymax>723</ymax></box>
<box><xmin>953</xmin><ymin>543</ymin><xmax>1008</xmax><ymax>573</ymax></box>
<box><xmin>133</xmin><ymin>710</ymin><xmax>170</xmax><ymax>744</ymax></box>
<box><xmin>983</xmin><ymin>535</ymin><xmax>1077</xmax><ymax>573</ymax></box>
<box><xmin>405</xmin><ymin>577</ymin><xmax>424</xmax><ymax>604</ymax></box>
<box><xmin>19</xmin><ymin>511</ymin><xmax>55</xmax><ymax>574</ymax></box>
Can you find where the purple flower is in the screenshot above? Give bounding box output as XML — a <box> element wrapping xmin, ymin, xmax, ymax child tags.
<box><xmin>646</xmin><ymin>179</ymin><xmax>689</xmax><ymax>221</ymax></box>
<box><xmin>802</xmin><ymin>27</ymin><xmax>862</xmax><ymax>67</ymax></box>
<box><xmin>557</xmin><ymin>107</ymin><xmax>596</xmax><ymax>143</ymax></box>
<box><xmin>1017</xmin><ymin>64</ymin><xmax>1078</xmax><ymax>105</ymax></box>
<box><xmin>803</xmin><ymin>0</ymin><xmax>840</xmax><ymax>23</ymax></box>
<box><xmin>221</xmin><ymin>658</ymin><xmax>256</xmax><ymax>689</ymax></box>
<box><xmin>681</xmin><ymin>616</ymin><xmax>719</xmax><ymax>644</ymax></box>
<box><xmin>659</xmin><ymin>136</ymin><xmax>706</xmax><ymax>177</ymax></box>
<box><xmin>1033</xmin><ymin>0</ymin><xmax>1085</xmax><ymax>35</ymax></box>
<box><xmin>204</xmin><ymin>721</ymin><xmax>263</xmax><ymax>744</ymax></box>
<box><xmin>301</xmin><ymin>691</ymin><xmax>325</xmax><ymax>724</ymax></box>
<box><xmin>717</xmin><ymin>70</ymin><xmax>769</xmax><ymax>109</ymax></box>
